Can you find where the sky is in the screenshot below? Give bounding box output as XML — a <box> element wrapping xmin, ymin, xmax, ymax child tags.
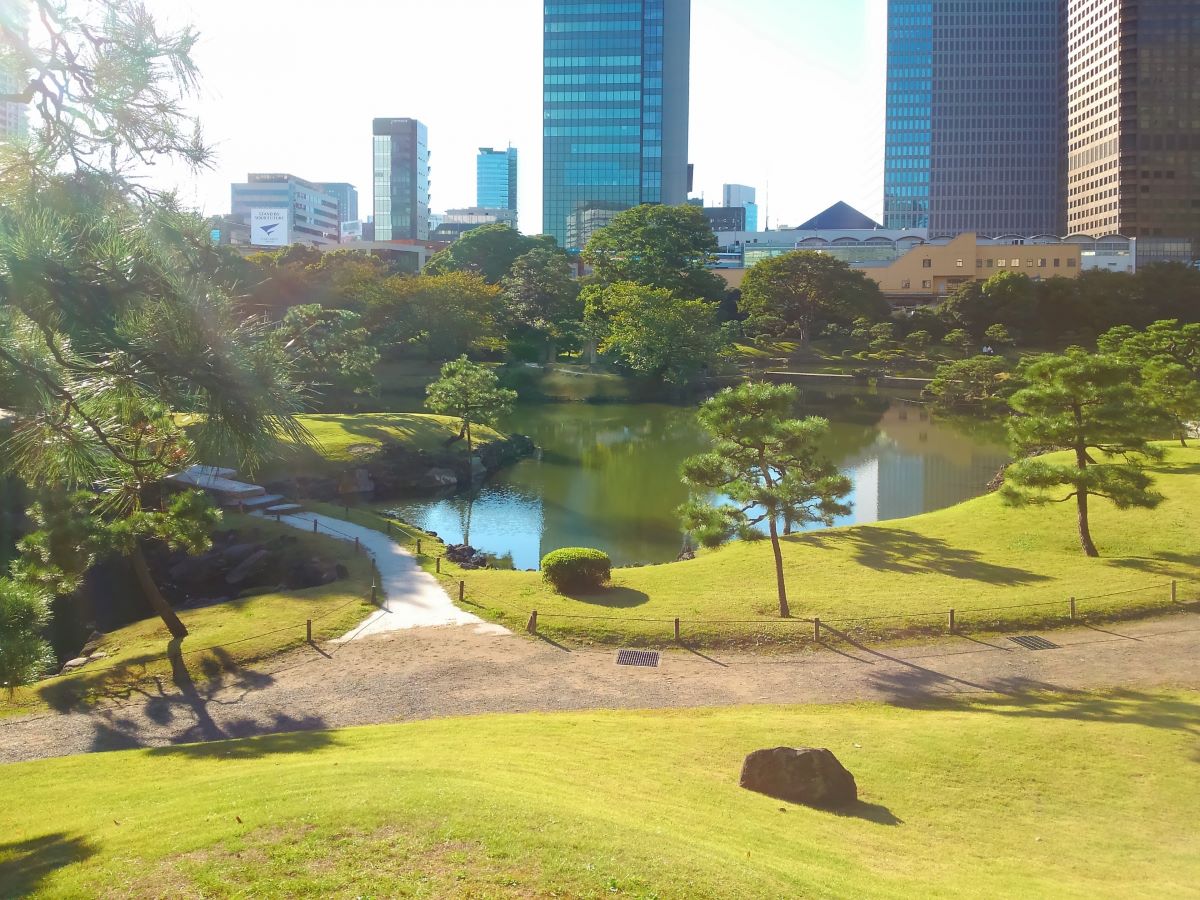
<box><xmin>140</xmin><ymin>0</ymin><xmax>887</xmax><ymax>233</ymax></box>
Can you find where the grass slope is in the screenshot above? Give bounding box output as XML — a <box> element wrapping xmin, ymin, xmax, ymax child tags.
<box><xmin>1</xmin><ymin>517</ymin><xmax>376</xmax><ymax>717</ymax></box>
<box><xmin>2</xmin><ymin>693</ymin><xmax>1197</xmax><ymax>897</ymax></box>
<box><xmin>440</xmin><ymin>446</ymin><xmax>1200</xmax><ymax>646</ymax></box>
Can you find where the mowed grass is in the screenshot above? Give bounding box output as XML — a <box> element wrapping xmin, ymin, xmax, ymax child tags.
<box><xmin>0</xmin><ymin>517</ymin><xmax>376</xmax><ymax>717</ymax></box>
<box><xmin>2</xmin><ymin>693</ymin><xmax>1198</xmax><ymax>898</ymax></box>
<box><xmin>440</xmin><ymin>446</ymin><xmax>1200</xmax><ymax>646</ymax></box>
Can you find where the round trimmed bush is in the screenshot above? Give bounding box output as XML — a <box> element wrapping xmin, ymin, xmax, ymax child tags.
<box><xmin>541</xmin><ymin>548</ymin><xmax>612</xmax><ymax>593</ymax></box>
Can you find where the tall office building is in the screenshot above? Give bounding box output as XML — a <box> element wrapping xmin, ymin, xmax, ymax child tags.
<box><xmin>1066</xmin><ymin>0</ymin><xmax>1200</xmax><ymax>260</ymax></box>
<box><xmin>477</xmin><ymin>147</ymin><xmax>518</xmax><ymax>223</ymax></box>
<box><xmin>0</xmin><ymin>0</ymin><xmax>28</xmax><ymax>142</ymax></box>
<box><xmin>883</xmin><ymin>1</ymin><xmax>1064</xmax><ymax>236</ymax></box>
<box><xmin>373</xmin><ymin>118</ymin><xmax>430</xmax><ymax>241</ymax></box>
<box><xmin>722</xmin><ymin>184</ymin><xmax>758</xmax><ymax>232</ymax></box>
<box><xmin>317</xmin><ymin>183</ymin><xmax>359</xmax><ymax>226</ymax></box>
<box><xmin>543</xmin><ymin>0</ymin><xmax>692</xmax><ymax>251</ymax></box>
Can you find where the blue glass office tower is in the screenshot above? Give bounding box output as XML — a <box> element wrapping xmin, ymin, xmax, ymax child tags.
<box><xmin>477</xmin><ymin>147</ymin><xmax>519</xmax><ymax>222</ymax></box>
<box><xmin>373</xmin><ymin>118</ymin><xmax>430</xmax><ymax>241</ymax></box>
<box><xmin>543</xmin><ymin>0</ymin><xmax>691</xmax><ymax>250</ymax></box>
<box><xmin>884</xmin><ymin>0</ymin><xmax>1064</xmax><ymax>236</ymax></box>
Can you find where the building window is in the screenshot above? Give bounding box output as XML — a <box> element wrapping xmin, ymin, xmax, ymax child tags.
<box><xmin>1067</xmin><ymin>258</ymin><xmax>1076</xmax><ymax>267</ymax></box>
<box><xmin>922</xmin><ymin>280</ymin><xmax>931</xmax><ymax>289</ymax></box>
<box><xmin>956</xmin><ymin>259</ymin><xmax>964</xmax><ymax>268</ymax></box>
<box><xmin>1012</xmin><ymin>259</ymin><xmax>1020</xmax><ymax>267</ymax></box>
<box><xmin>901</xmin><ymin>279</ymin><xmax>911</xmax><ymax>289</ymax></box>
<box><xmin>1038</xmin><ymin>259</ymin><xmax>1047</xmax><ymax>268</ymax></box>
<box><xmin>1053</xmin><ymin>258</ymin><xmax>1061</xmax><ymax>268</ymax></box>
<box><xmin>921</xmin><ymin>258</ymin><xmax>932</xmax><ymax>268</ymax></box>
<box><xmin>998</xmin><ymin>259</ymin><xmax>1007</xmax><ymax>266</ymax></box>
<box><xmin>976</xmin><ymin>259</ymin><xmax>983</xmax><ymax>269</ymax></box>
<box><xmin>986</xmin><ymin>259</ymin><xmax>994</xmax><ymax>267</ymax></box>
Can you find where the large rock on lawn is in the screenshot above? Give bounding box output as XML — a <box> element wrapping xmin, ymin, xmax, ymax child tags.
<box><xmin>739</xmin><ymin>747</ymin><xmax>857</xmax><ymax>808</ymax></box>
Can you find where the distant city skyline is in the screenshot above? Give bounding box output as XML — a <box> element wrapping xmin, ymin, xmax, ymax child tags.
<box><xmin>120</xmin><ymin>0</ymin><xmax>887</xmax><ymax>236</ymax></box>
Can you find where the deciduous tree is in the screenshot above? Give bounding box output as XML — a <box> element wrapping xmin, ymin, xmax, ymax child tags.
<box><xmin>425</xmin><ymin>357</ymin><xmax>517</xmax><ymax>454</ymax></box>
<box><xmin>275</xmin><ymin>304</ymin><xmax>379</xmax><ymax>398</ymax></box>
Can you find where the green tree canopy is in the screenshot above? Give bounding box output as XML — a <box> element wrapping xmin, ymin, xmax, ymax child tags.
<box><xmin>0</xmin><ymin>579</ymin><xmax>55</xmax><ymax>694</ymax></box>
<box><xmin>679</xmin><ymin>382</ymin><xmax>851</xmax><ymax>618</ymax></box>
<box><xmin>275</xmin><ymin>304</ymin><xmax>379</xmax><ymax>399</ymax></box>
<box><xmin>1099</xmin><ymin>320</ymin><xmax>1200</xmax><ymax>445</ymax></box>
<box><xmin>584</xmin><ymin>282</ymin><xmax>731</xmax><ymax>385</ymax></box>
<box><xmin>928</xmin><ymin>355</ymin><xmax>1016</xmax><ymax>413</ymax></box>
<box><xmin>500</xmin><ymin>247</ymin><xmax>582</xmax><ymax>357</ymax></box>
<box><xmin>365</xmin><ymin>272</ymin><xmax>500</xmax><ymax>360</ymax></box>
<box><xmin>739</xmin><ymin>251</ymin><xmax>889</xmax><ymax>345</ymax></box>
<box><xmin>425</xmin><ymin>225</ymin><xmax>556</xmax><ymax>284</ymax></box>
<box><xmin>582</xmin><ymin>204</ymin><xmax>726</xmax><ymax>300</ymax></box>
<box><xmin>1001</xmin><ymin>349</ymin><xmax>1166</xmax><ymax>558</ymax></box>
<box><xmin>425</xmin><ymin>356</ymin><xmax>517</xmax><ymax>454</ymax></box>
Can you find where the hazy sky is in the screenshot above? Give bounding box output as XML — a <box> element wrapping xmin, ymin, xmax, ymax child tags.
<box><xmin>140</xmin><ymin>0</ymin><xmax>887</xmax><ymax>233</ymax></box>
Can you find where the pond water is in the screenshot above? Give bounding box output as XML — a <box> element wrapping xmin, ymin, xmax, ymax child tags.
<box><xmin>385</xmin><ymin>392</ymin><xmax>1010</xmax><ymax>570</ymax></box>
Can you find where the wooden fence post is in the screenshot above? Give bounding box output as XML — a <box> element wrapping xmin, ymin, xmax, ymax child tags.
<box><xmin>436</xmin><ymin>556</ymin><xmax>441</xmax><ymax>574</ymax></box>
<box><xmin>313</xmin><ymin>518</ymin><xmax>318</xmax><ymax>534</ymax></box>
<box><xmin>948</xmin><ymin>609</ymin><xmax>956</xmax><ymax>634</ymax></box>
<box><xmin>674</xmin><ymin>618</ymin><xmax>681</xmax><ymax>642</ymax></box>
<box><xmin>371</xmin><ymin>582</ymin><xmax>378</xmax><ymax>605</ymax></box>
<box><xmin>814</xmin><ymin>617</ymin><xmax>821</xmax><ymax>642</ymax></box>
<box><xmin>527</xmin><ymin>610</ymin><xmax>538</xmax><ymax>634</ymax></box>
<box><xmin>1171</xmin><ymin>580</ymin><xmax>1178</xmax><ymax>603</ymax></box>
<box><xmin>354</xmin><ymin>537</ymin><xmax>360</xmax><ymax>554</ymax></box>
<box><xmin>459</xmin><ymin>581</ymin><xmax>465</xmax><ymax>603</ymax></box>
<box><xmin>306</xmin><ymin>619</ymin><xmax>312</xmax><ymax>643</ymax></box>
<box><xmin>1070</xmin><ymin>596</ymin><xmax>1076</xmax><ymax>620</ymax></box>
<box><xmin>417</xmin><ymin>539</ymin><xmax>422</xmax><ymax>556</ymax></box>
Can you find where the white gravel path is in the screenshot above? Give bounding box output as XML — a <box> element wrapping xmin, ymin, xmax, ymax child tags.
<box><xmin>266</xmin><ymin>512</ymin><xmax>511</xmax><ymax>640</ymax></box>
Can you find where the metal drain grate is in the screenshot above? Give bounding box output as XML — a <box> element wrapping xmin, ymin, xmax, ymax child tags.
<box><xmin>616</xmin><ymin>649</ymin><xmax>661</xmax><ymax>668</ymax></box>
<box><xmin>1008</xmin><ymin>635</ymin><xmax>1061</xmax><ymax>651</ymax></box>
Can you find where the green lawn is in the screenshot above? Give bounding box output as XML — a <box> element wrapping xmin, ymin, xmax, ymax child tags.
<box><xmin>426</xmin><ymin>446</ymin><xmax>1200</xmax><ymax>647</ymax></box>
<box><xmin>0</xmin><ymin>517</ymin><xmax>376</xmax><ymax>717</ymax></box>
<box><xmin>3</xmin><ymin>692</ymin><xmax>1197</xmax><ymax>897</ymax></box>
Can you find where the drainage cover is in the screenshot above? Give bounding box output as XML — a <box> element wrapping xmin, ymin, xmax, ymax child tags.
<box><xmin>1008</xmin><ymin>635</ymin><xmax>1061</xmax><ymax>651</ymax></box>
<box><xmin>616</xmin><ymin>649</ymin><xmax>661</xmax><ymax>668</ymax></box>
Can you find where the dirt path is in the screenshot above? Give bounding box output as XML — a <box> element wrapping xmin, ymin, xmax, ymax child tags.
<box><xmin>2</xmin><ymin>612</ymin><xmax>1197</xmax><ymax>764</ymax></box>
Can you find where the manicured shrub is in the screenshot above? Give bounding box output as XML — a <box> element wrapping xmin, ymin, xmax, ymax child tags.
<box><xmin>541</xmin><ymin>548</ymin><xmax>611</xmax><ymax>593</ymax></box>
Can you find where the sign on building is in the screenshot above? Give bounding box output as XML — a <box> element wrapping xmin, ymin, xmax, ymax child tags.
<box><xmin>250</xmin><ymin>208</ymin><xmax>289</xmax><ymax>247</ymax></box>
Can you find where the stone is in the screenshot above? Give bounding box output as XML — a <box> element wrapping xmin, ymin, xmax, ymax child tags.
<box><xmin>419</xmin><ymin>468</ymin><xmax>460</xmax><ymax>491</ymax></box>
<box><xmin>225</xmin><ymin>549</ymin><xmax>271</xmax><ymax>586</ymax></box>
<box><xmin>739</xmin><ymin>747</ymin><xmax>858</xmax><ymax>809</ymax></box>
<box><xmin>220</xmin><ymin>542</ymin><xmax>263</xmax><ymax>566</ymax></box>
<box><xmin>87</xmin><ymin>652</ymin><xmax>108</xmax><ymax>661</ymax></box>
<box><xmin>61</xmin><ymin>657</ymin><xmax>89</xmax><ymax>672</ymax></box>
<box><xmin>445</xmin><ymin>544</ymin><xmax>489</xmax><ymax>570</ymax></box>
<box><xmin>284</xmin><ymin>556</ymin><xmax>342</xmax><ymax>590</ymax></box>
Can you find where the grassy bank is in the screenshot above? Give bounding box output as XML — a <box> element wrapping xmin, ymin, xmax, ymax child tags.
<box><xmin>3</xmin><ymin>692</ymin><xmax>1197</xmax><ymax>897</ymax></box>
<box><xmin>405</xmin><ymin>446</ymin><xmax>1200</xmax><ymax>647</ymax></box>
<box><xmin>0</xmin><ymin>518</ymin><xmax>376</xmax><ymax>717</ymax></box>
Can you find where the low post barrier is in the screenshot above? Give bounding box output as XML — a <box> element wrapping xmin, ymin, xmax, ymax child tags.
<box><xmin>674</xmin><ymin>617</ymin><xmax>681</xmax><ymax>642</ymax></box>
<box><xmin>948</xmin><ymin>609</ymin><xmax>956</xmax><ymax>634</ymax></box>
<box><xmin>313</xmin><ymin>518</ymin><xmax>318</xmax><ymax>533</ymax></box>
<box><xmin>813</xmin><ymin>617</ymin><xmax>821</xmax><ymax>642</ymax></box>
<box><xmin>1070</xmin><ymin>596</ymin><xmax>1077</xmax><ymax>620</ymax></box>
<box><xmin>459</xmin><ymin>581</ymin><xmax>465</xmax><ymax>603</ymax></box>
<box><xmin>527</xmin><ymin>610</ymin><xmax>538</xmax><ymax>634</ymax></box>
<box><xmin>1171</xmin><ymin>580</ymin><xmax>1178</xmax><ymax>603</ymax></box>
<box><xmin>306</xmin><ymin>619</ymin><xmax>312</xmax><ymax>643</ymax></box>
<box><xmin>417</xmin><ymin>539</ymin><xmax>423</xmax><ymax>556</ymax></box>
<box><xmin>436</xmin><ymin>556</ymin><xmax>442</xmax><ymax>574</ymax></box>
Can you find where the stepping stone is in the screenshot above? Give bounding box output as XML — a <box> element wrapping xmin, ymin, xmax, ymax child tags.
<box><xmin>224</xmin><ymin>494</ymin><xmax>285</xmax><ymax>510</ymax></box>
<box><xmin>265</xmin><ymin>504</ymin><xmax>304</xmax><ymax>515</ymax></box>
<box><xmin>168</xmin><ymin>470</ymin><xmax>265</xmax><ymax>499</ymax></box>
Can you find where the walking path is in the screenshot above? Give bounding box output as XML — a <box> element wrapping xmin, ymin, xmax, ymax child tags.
<box><xmin>2</xmin><ymin>611</ymin><xmax>1197</xmax><ymax>764</ymax></box>
<box><xmin>269</xmin><ymin>512</ymin><xmax>510</xmax><ymax>640</ymax></box>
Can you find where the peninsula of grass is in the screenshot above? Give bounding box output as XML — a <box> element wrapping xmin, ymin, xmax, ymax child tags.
<box><xmin>405</xmin><ymin>446</ymin><xmax>1200</xmax><ymax>647</ymax></box>
<box><xmin>0</xmin><ymin>517</ymin><xmax>376</xmax><ymax>718</ymax></box>
<box><xmin>3</xmin><ymin>692</ymin><xmax>1197</xmax><ymax>897</ymax></box>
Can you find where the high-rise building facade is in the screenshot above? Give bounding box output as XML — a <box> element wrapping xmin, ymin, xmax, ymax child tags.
<box><xmin>1066</xmin><ymin>0</ymin><xmax>1200</xmax><ymax>260</ymax></box>
<box><xmin>373</xmin><ymin>118</ymin><xmax>430</xmax><ymax>241</ymax></box>
<box><xmin>230</xmin><ymin>174</ymin><xmax>341</xmax><ymax>247</ymax></box>
<box><xmin>317</xmin><ymin>183</ymin><xmax>359</xmax><ymax>226</ymax></box>
<box><xmin>884</xmin><ymin>0</ymin><xmax>1064</xmax><ymax>236</ymax></box>
<box><xmin>477</xmin><ymin>147</ymin><xmax>518</xmax><ymax>221</ymax></box>
<box><xmin>543</xmin><ymin>0</ymin><xmax>692</xmax><ymax>251</ymax></box>
<box><xmin>722</xmin><ymin>184</ymin><xmax>758</xmax><ymax>232</ymax></box>
<box><xmin>0</xmin><ymin>0</ymin><xmax>29</xmax><ymax>142</ymax></box>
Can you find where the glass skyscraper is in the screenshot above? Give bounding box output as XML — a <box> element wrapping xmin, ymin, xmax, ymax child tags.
<box><xmin>373</xmin><ymin>118</ymin><xmax>430</xmax><ymax>242</ymax></box>
<box><xmin>542</xmin><ymin>0</ymin><xmax>691</xmax><ymax>251</ymax></box>
<box><xmin>477</xmin><ymin>147</ymin><xmax>519</xmax><ymax>223</ymax></box>
<box><xmin>884</xmin><ymin>0</ymin><xmax>1064</xmax><ymax>236</ymax></box>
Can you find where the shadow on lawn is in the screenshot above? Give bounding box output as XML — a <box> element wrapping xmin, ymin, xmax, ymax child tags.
<box><xmin>561</xmin><ymin>586</ymin><xmax>651</xmax><ymax>609</ymax></box>
<box><xmin>796</xmin><ymin>528</ymin><xmax>1050</xmax><ymax>585</ymax></box>
<box><xmin>0</xmin><ymin>833</ymin><xmax>95</xmax><ymax>897</ymax></box>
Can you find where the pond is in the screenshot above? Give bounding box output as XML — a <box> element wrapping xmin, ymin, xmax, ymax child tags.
<box><xmin>385</xmin><ymin>392</ymin><xmax>1010</xmax><ymax>570</ymax></box>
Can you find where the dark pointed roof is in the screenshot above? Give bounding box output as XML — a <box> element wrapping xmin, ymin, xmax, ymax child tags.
<box><xmin>797</xmin><ymin>201</ymin><xmax>882</xmax><ymax>231</ymax></box>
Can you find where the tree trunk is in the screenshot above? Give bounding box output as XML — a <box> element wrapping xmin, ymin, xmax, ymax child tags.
<box><xmin>131</xmin><ymin>541</ymin><xmax>188</xmax><ymax>639</ymax></box>
<box><xmin>466</xmin><ymin>419</ymin><xmax>473</xmax><ymax>455</ymax></box>
<box><xmin>767</xmin><ymin>517</ymin><xmax>790</xmax><ymax>618</ymax></box>
<box><xmin>1076</xmin><ymin>490</ymin><xmax>1099</xmax><ymax>558</ymax></box>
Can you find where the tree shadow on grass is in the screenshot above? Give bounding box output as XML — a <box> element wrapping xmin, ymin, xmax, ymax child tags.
<box><xmin>146</xmin><ymin>724</ymin><xmax>340</xmax><ymax>760</ymax></box>
<box><xmin>1108</xmin><ymin>551</ymin><xmax>1200</xmax><ymax>578</ymax></box>
<box><xmin>832</xmin><ymin>801</ymin><xmax>904</xmax><ymax>826</ymax></box>
<box><xmin>560</xmin><ymin>586</ymin><xmax>650</xmax><ymax>609</ymax></box>
<box><xmin>796</xmin><ymin>527</ymin><xmax>1051</xmax><ymax>585</ymax></box>
<box><xmin>0</xmin><ymin>833</ymin><xmax>95</xmax><ymax>897</ymax></box>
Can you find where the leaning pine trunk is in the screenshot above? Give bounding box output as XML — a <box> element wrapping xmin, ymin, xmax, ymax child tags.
<box><xmin>767</xmin><ymin>518</ymin><xmax>790</xmax><ymax>618</ymax></box>
<box><xmin>1076</xmin><ymin>490</ymin><xmax>1099</xmax><ymax>558</ymax></box>
<box><xmin>131</xmin><ymin>542</ymin><xmax>188</xmax><ymax>639</ymax></box>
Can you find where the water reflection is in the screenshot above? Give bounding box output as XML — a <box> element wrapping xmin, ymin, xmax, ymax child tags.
<box><xmin>386</xmin><ymin>395</ymin><xmax>1010</xmax><ymax>570</ymax></box>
